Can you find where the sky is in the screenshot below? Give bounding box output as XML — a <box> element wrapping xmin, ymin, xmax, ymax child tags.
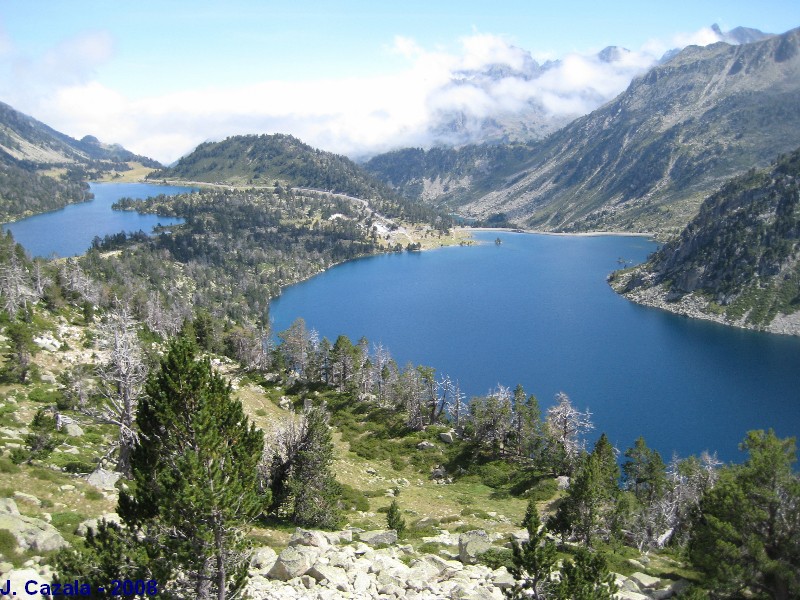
<box><xmin>1</xmin><ymin>1</ymin><xmax>798</xmax><ymax>164</ymax></box>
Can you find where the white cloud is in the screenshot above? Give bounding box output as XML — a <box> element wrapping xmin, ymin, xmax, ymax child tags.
<box><xmin>1</xmin><ymin>27</ymin><xmax>735</xmax><ymax>164</ymax></box>
<box><xmin>673</xmin><ymin>26</ymin><xmax>724</xmax><ymax>48</ymax></box>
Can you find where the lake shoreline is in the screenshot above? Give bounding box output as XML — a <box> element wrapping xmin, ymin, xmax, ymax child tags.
<box><xmin>462</xmin><ymin>226</ymin><xmax>655</xmax><ymax>239</ymax></box>
<box><xmin>609</xmin><ymin>268</ymin><xmax>800</xmax><ymax>338</ymax></box>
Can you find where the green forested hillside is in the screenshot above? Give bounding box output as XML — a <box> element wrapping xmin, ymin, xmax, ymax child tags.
<box><xmin>148</xmin><ymin>133</ymin><xmax>451</xmax><ymax>224</ymax></box>
<box><xmin>0</xmin><ymin>162</ymin><xmax>92</xmax><ymax>222</ymax></box>
<box><xmin>613</xmin><ymin>147</ymin><xmax>800</xmax><ymax>332</ymax></box>
<box><xmin>151</xmin><ymin>133</ymin><xmax>393</xmax><ymax>196</ymax></box>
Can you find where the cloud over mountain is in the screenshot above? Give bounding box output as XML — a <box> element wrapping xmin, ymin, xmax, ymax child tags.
<box><xmin>0</xmin><ymin>25</ymin><xmax>763</xmax><ymax>164</ymax></box>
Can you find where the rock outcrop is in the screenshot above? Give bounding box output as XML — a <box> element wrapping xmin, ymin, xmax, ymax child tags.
<box><xmin>0</xmin><ymin>498</ymin><xmax>68</xmax><ymax>553</ymax></box>
<box><xmin>243</xmin><ymin>527</ymin><xmax>688</xmax><ymax>599</ymax></box>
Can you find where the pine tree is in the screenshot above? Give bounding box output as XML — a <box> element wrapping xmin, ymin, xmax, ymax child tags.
<box><xmin>386</xmin><ymin>497</ymin><xmax>406</xmax><ymax>538</ymax></box>
<box><xmin>623</xmin><ymin>436</ymin><xmax>666</xmax><ymax>505</ymax></box>
<box><xmin>11</xmin><ymin>408</ymin><xmax>61</xmax><ymax>464</ymax></box>
<box><xmin>549</xmin><ymin>434</ymin><xmax>619</xmax><ymax>545</ymax></box>
<box><xmin>554</xmin><ymin>547</ymin><xmax>618</xmax><ymax>600</ymax></box>
<box><xmin>506</xmin><ymin>499</ymin><xmax>557</xmax><ymax>599</ymax></box>
<box><xmin>119</xmin><ymin>336</ymin><xmax>265</xmax><ymax>600</ymax></box>
<box><xmin>2</xmin><ymin>320</ymin><xmax>37</xmax><ymax>383</ymax></box>
<box><xmin>54</xmin><ymin>520</ymin><xmax>151</xmax><ymax>599</ymax></box>
<box><xmin>690</xmin><ymin>430</ymin><xmax>800</xmax><ymax>599</ymax></box>
<box><xmin>286</xmin><ymin>404</ymin><xmax>342</xmax><ymax>529</ymax></box>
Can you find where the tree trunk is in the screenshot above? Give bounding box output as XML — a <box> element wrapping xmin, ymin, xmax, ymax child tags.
<box><xmin>215</xmin><ymin>523</ymin><xmax>226</xmax><ymax>600</ymax></box>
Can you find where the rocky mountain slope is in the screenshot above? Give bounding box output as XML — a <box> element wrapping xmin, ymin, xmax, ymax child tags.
<box><xmin>367</xmin><ymin>27</ymin><xmax>800</xmax><ymax>236</ymax></box>
<box><xmin>0</xmin><ymin>102</ymin><xmax>159</xmax><ymax>171</ymax></box>
<box><xmin>0</xmin><ymin>289</ymin><xmax>695</xmax><ymax>600</ymax></box>
<box><xmin>420</xmin><ymin>25</ymin><xmax>772</xmax><ymax>150</ymax></box>
<box><xmin>611</xmin><ymin>147</ymin><xmax>800</xmax><ymax>335</ymax></box>
<box><xmin>0</xmin><ymin>101</ymin><xmax>160</xmax><ymax>221</ymax></box>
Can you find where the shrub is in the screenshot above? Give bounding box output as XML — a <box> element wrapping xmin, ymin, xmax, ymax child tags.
<box><xmin>0</xmin><ymin>528</ymin><xmax>18</xmax><ymax>558</ymax></box>
<box><xmin>28</xmin><ymin>388</ymin><xmax>61</xmax><ymax>404</ymax></box>
<box><xmin>524</xmin><ymin>477</ymin><xmax>559</xmax><ymax>502</ymax></box>
<box><xmin>62</xmin><ymin>461</ymin><xmax>96</xmax><ymax>474</ymax></box>
<box><xmin>30</xmin><ymin>467</ymin><xmax>60</xmax><ymax>481</ymax></box>
<box><xmin>460</xmin><ymin>507</ymin><xmax>491</xmax><ymax>519</ymax></box>
<box><xmin>479</xmin><ymin>547</ymin><xmax>514</xmax><ymax>570</ymax></box>
<box><xmin>338</xmin><ymin>483</ymin><xmax>370</xmax><ymax>512</ymax></box>
<box><xmin>50</xmin><ymin>512</ymin><xmax>87</xmax><ymax>534</ymax></box>
<box><xmin>417</xmin><ymin>541</ymin><xmax>443</xmax><ymax>555</ymax></box>
<box><xmin>404</xmin><ymin>524</ymin><xmax>440</xmax><ymax>539</ymax></box>
<box><xmin>478</xmin><ymin>461</ymin><xmax>514</xmax><ymax>488</ymax></box>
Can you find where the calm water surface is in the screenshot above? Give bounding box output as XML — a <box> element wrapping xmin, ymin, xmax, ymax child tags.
<box><xmin>1</xmin><ymin>182</ymin><xmax>194</xmax><ymax>258</ymax></box>
<box><xmin>271</xmin><ymin>231</ymin><xmax>800</xmax><ymax>463</ymax></box>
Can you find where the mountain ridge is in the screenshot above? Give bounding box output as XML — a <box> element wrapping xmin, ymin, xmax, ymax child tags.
<box><xmin>0</xmin><ymin>101</ymin><xmax>160</xmax><ymax>170</ymax></box>
<box><xmin>366</xmin><ymin>26</ymin><xmax>800</xmax><ymax>235</ymax></box>
<box><xmin>0</xmin><ymin>101</ymin><xmax>161</xmax><ymax>222</ymax></box>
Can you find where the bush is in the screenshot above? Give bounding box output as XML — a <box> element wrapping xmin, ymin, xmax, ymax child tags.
<box><xmin>461</xmin><ymin>507</ymin><xmax>491</xmax><ymax>519</ymax></box>
<box><xmin>62</xmin><ymin>461</ymin><xmax>96</xmax><ymax>474</ymax></box>
<box><xmin>50</xmin><ymin>512</ymin><xmax>87</xmax><ymax>534</ymax></box>
<box><xmin>478</xmin><ymin>462</ymin><xmax>514</xmax><ymax>488</ymax></box>
<box><xmin>417</xmin><ymin>541</ymin><xmax>443</xmax><ymax>555</ymax></box>
<box><xmin>489</xmin><ymin>489</ymin><xmax>510</xmax><ymax>500</ymax></box>
<box><xmin>0</xmin><ymin>529</ymin><xmax>19</xmax><ymax>564</ymax></box>
<box><xmin>28</xmin><ymin>388</ymin><xmax>62</xmax><ymax>405</ymax></box>
<box><xmin>404</xmin><ymin>524</ymin><xmax>440</xmax><ymax>539</ymax></box>
<box><xmin>479</xmin><ymin>547</ymin><xmax>514</xmax><ymax>570</ymax></box>
<box><xmin>338</xmin><ymin>483</ymin><xmax>370</xmax><ymax>512</ymax></box>
<box><xmin>524</xmin><ymin>477</ymin><xmax>559</xmax><ymax>502</ymax></box>
<box><xmin>30</xmin><ymin>467</ymin><xmax>60</xmax><ymax>481</ymax></box>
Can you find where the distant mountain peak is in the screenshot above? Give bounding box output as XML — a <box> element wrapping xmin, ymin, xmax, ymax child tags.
<box><xmin>711</xmin><ymin>23</ymin><xmax>773</xmax><ymax>45</ymax></box>
<box><xmin>597</xmin><ymin>46</ymin><xmax>631</xmax><ymax>63</ymax></box>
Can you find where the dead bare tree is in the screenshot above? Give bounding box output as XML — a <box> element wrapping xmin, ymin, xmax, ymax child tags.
<box><xmin>0</xmin><ymin>255</ymin><xmax>35</xmax><ymax>318</ymax></box>
<box><xmin>31</xmin><ymin>260</ymin><xmax>50</xmax><ymax>298</ymax></box>
<box><xmin>60</xmin><ymin>259</ymin><xmax>101</xmax><ymax>306</ymax></box>
<box><xmin>92</xmin><ymin>305</ymin><xmax>147</xmax><ymax>477</ymax></box>
<box><xmin>546</xmin><ymin>392</ymin><xmax>594</xmax><ymax>473</ymax></box>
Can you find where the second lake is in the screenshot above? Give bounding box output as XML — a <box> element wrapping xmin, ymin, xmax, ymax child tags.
<box><xmin>1</xmin><ymin>182</ymin><xmax>194</xmax><ymax>258</ymax></box>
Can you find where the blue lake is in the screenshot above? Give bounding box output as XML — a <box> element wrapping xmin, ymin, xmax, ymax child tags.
<box><xmin>271</xmin><ymin>231</ymin><xmax>800</xmax><ymax>463</ymax></box>
<box><xmin>1</xmin><ymin>182</ymin><xmax>194</xmax><ymax>258</ymax></box>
